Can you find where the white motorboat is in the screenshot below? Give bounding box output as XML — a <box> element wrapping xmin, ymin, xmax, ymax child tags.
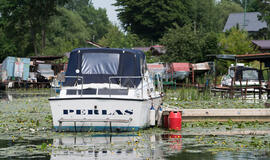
<box><xmin>49</xmin><ymin>48</ymin><xmax>162</xmax><ymax>132</ymax></box>
<box><xmin>221</xmin><ymin>64</ymin><xmax>266</xmax><ymax>87</ymax></box>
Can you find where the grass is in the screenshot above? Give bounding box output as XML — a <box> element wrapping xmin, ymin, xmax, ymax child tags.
<box><xmin>163</xmin><ymin>88</ymin><xmax>266</xmax><ymax>109</ymax></box>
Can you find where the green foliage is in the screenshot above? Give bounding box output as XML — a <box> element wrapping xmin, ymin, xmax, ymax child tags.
<box><xmin>0</xmin><ymin>0</ymin><xmax>111</xmax><ymax>61</ymax></box>
<box><xmin>115</xmin><ymin>0</ymin><xmax>244</xmax><ymax>41</ymax></box>
<box><xmin>0</xmin><ymin>0</ymin><xmax>33</xmax><ymax>60</ymax></box>
<box><xmin>66</xmin><ymin>0</ymin><xmax>111</xmax><ymax>41</ymax></box>
<box><xmin>189</xmin><ymin>0</ymin><xmax>220</xmax><ymax>32</ymax></box>
<box><xmin>232</xmin><ymin>0</ymin><xmax>261</xmax><ymax>12</ymax></box>
<box><xmin>114</xmin><ymin>0</ymin><xmax>193</xmax><ymax>41</ymax></box>
<box><xmin>256</xmin><ymin>0</ymin><xmax>270</xmax><ymax>39</ymax></box>
<box><xmin>160</xmin><ymin>24</ymin><xmax>219</xmax><ymax>63</ymax></box>
<box><xmin>145</xmin><ymin>51</ymin><xmax>161</xmax><ymax>63</ymax></box>
<box><xmin>0</xmin><ymin>0</ymin><xmax>68</xmax><ymax>57</ymax></box>
<box><xmin>160</xmin><ymin>24</ymin><xmax>201</xmax><ymax>63</ymax></box>
<box><xmin>0</xmin><ymin>29</ymin><xmax>18</xmax><ymax>61</ymax></box>
<box><xmin>215</xmin><ymin>0</ymin><xmax>244</xmax><ymax>31</ymax></box>
<box><xmin>219</xmin><ymin>27</ymin><xmax>257</xmax><ymax>55</ymax></box>
<box><xmin>44</xmin><ymin>7</ymin><xmax>89</xmax><ymax>55</ymax></box>
<box><xmin>98</xmin><ymin>25</ymin><xmax>146</xmax><ymax>48</ymax></box>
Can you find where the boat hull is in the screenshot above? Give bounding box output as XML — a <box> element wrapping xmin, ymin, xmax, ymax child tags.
<box><xmin>173</xmin><ymin>71</ymin><xmax>189</xmax><ymax>80</ymax></box>
<box><xmin>49</xmin><ymin>97</ymin><xmax>162</xmax><ymax>132</ymax></box>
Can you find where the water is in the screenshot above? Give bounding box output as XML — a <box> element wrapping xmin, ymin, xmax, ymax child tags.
<box><xmin>0</xmin><ymin>90</ymin><xmax>270</xmax><ymax>159</ymax></box>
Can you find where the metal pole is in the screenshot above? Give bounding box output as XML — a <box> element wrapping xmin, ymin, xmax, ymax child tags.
<box><xmin>243</xmin><ymin>0</ymin><xmax>247</xmax><ymax>27</ymax></box>
<box><xmin>259</xmin><ymin>61</ymin><xmax>262</xmax><ymax>99</ymax></box>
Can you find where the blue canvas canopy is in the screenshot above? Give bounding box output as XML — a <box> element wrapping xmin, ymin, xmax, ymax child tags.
<box><xmin>64</xmin><ymin>48</ymin><xmax>145</xmax><ymax>87</ymax></box>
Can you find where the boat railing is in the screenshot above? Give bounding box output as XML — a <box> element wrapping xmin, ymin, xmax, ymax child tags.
<box><xmin>52</xmin><ymin>75</ymin><xmax>146</xmax><ymax>97</ymax></box>
<box><xmin>109</xmin><ymin>76</ymin><xmax>144</xmax><ymax>98</ymax></box>
<box><xmin>51</xmin><ymin>76</ymin><xmax>84</xmax><ymax>96</ymax></box>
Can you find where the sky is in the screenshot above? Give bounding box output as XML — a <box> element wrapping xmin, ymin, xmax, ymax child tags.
<box><xmin>91</xmin><ymin>0</ymin><xmax>120</xmax><ymax>25</ymax></box>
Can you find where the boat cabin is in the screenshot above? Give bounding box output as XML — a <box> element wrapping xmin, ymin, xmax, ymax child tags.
<box><xmin>64</xmin><ymin>48</ymin><xmax>146</xmax><ymax>88</ymax></box>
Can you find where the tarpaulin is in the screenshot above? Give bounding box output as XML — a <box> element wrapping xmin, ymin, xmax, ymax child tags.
<box><xmin>64</xmin><ymin>48</ymin><xmax>145</xmax><ymax>87</ymax></box>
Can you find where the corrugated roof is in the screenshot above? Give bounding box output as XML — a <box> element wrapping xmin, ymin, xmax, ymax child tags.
<box><xmin>252</xmin><ymin>40</ymin><xmax>270</xmax><ymax>49</ymax></box>
<box><xmin>147</xmin><ymin>64</ymin><xmax>164</xmax><ymax>69</ymax></box>
<box><xmin>223</xmin><ymin>12</ymin><xmax>267</xmax><ymax>32</ymax></box>
<box><xmin>235</xmin><ymin>53</ymin><xmax>270</xmax><ymax>61</ymax></box>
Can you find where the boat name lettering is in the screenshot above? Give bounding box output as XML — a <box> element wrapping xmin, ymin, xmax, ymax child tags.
<box><xmin>63</xmin><ymin>109</ymin><xmax>133</xmax><ymax>115</ymax></box>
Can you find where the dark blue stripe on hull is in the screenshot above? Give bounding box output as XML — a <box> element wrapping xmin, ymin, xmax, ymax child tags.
<box><xmin>54</xmin><ymin>126</ymin><xmax>142</xmax><ymax>132</ymax></box>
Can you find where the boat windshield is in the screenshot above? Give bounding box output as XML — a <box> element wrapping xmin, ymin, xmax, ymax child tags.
<box><xmin>242</xmin><ymin>70</ymin><xmax>258</xmax><ymax>80</ymax></box>
<box><xmin>229</xmin><ymin>67</ymin><xmax>260</xmax><ymax>81</ymax></box>
<box><xmin>82</xmin><ymin>53</ymin><xmax>119</xmax><ymax>75</ymax></box>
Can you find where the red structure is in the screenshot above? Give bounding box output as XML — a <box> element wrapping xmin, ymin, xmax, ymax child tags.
<box><xmin>169</xmin><ymin>63</ymin><xmax>190</xmax><ymax>72</ymax></box>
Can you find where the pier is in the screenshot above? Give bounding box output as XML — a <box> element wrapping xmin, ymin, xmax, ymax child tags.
<box><xmin>162</xmin><ymin>108</ymin><xmax>270</xmax><ymax>122</ymax></box>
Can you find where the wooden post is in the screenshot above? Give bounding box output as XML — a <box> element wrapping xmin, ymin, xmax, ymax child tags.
<box><xmin>259</xmin><ymin>61</ymin><xmax>262</xmax><ymax>99</ymax></box>
<box><xmin>245</xmin><ymin>80</ymin><xmax>248</xmax><ymax>99</ymax></box>
<box><xmin>230</xmin><ymin>60</ymin><xmax>237</xmax><ymax>99</ymax></box>
<box><xmin>240</xmin><ymin>76</ymin><xmax>243</xmax><ymax>100</ymax></box>
<box><xmin>192</xmin><ymin>64</ymin><xmax>195</xmax><ymax>85</ymax></box>
<box><xmin>214</xmin><ymin>60</ymin><xmax>217</xmax><ymax>88</ymax></box>
<box><xmin>254</xmin><ymin>87</ymin><xmax>256</xmax><ymax>99</ymax></box>
<box><xmin>267</xmin><ymin>69</ymin><xmax>270</xmax><ymax>99</ymax></box>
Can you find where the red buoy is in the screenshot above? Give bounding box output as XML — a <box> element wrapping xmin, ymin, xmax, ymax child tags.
<box><xmin>168</xmin><ymin>111</ymin><xmax>182</xmax><ymax>131</ymax></box>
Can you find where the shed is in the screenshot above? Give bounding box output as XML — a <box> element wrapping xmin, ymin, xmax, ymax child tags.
<box><xmin>252</xmin><ymin>40</ymin><xmax>270</xmax><ymax>52</ymax></box>
<box><xmin>1</xmin><ymin>57</ymin><xmax>30</xmax><ymax>81</ymax></box>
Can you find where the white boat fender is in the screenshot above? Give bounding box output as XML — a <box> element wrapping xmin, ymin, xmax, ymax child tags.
<box><xmin>156</xmin><ymin>106</ymin><xmax>163</xmax><ymax>121</ymax></box>
<box><xmin>156</xmin><ymin>106</ymin><xmax>163</xmax><ymax>126</ymax></box>
<box><xmin>150</xmin><ymin>105</ymin><xmax>155</xmax><ymax>127</ymax></box>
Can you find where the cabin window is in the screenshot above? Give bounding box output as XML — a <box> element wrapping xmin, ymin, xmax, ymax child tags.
<box><xmin>243</xmin><ymin>70</ymin><xmax>258</xmax><ymax>80</ymax></box>
<box><xmin>76</xmin><ymin>110</ymin><xmax>81</xmax><ymax>115</ymax></box>
<box><xmin>229</xmin><ymin>69</ymin><xmax>235</xmax><ymax>77</ymax></box>
<box><xmin>81</xmin><ymin>53</ymin><xmax>119</xmax><ymax>75</ymax></box>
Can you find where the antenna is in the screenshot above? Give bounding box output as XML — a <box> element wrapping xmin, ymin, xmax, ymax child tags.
<box><xmin>243</xmin><ymin>0</ymin><xmax>247</xmax><ymax>27</ymax></box>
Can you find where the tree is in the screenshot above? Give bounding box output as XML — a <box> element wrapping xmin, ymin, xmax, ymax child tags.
<box><xmin>219</xmin><ymin>27</ymin><xmax>257</xmax><ymax>55</ymax></box>
<box><xmin>98</xmin><ymin>25</ymin><xmax>145</xmax><ymax>48</ymax></box>
<box><xmin>0</xmin><ymin>0</ymin><xmax>67</xmax><ymax>55</ymax></box>
<box><xmin>256</xmin><ymin>0</ymin><xmax>270</xmax><ymax>38</ymax></box>
<box><xmin>0</xmin><ymin>29</ymin><xmax>18</xmax><ymax>61</ymax></box>
<box><xmin>201</xmin><ymin>32</ymin><xmax>220</xmax><ymax>59</ymax></box>
<box><xmin>44</xmin><ymin>7</ymin><xmax>89</xmax><ymax>55</ymax></box>
<box><xmin>114</xmin><ymin>0</ymin><xmax>193</xmax><ymax>41</ymax></box>
<box><xmin>215</xmin><ymin>0</ymin><xmax>244</xmax><ymax>31</ymax></box>
<box><xmin>232</xmin><ymin>0</ymin><xmax>261</xmax><ymax>12</ymax></box>
<box><xmin>160</xmin><ymin>24</ymin><xmax>204</xmax><ymax>63</ymax></box>
<box><xmin>160</xmin><ymin>24</ymin><xmax>220</xmax><ymax>63</ymax></box>
<box><xmin>0</xmin><ymin>0</ymin><xmax>32</xmax><ymax>58</ymax></box>
<box><xmin>65</xmin><ymin>0</ymin><xmax>111</xmax><ymax>41</ymax></box>
<box><xmin>189</xmin><ymin>0</ymin><xmax>218</xmax><ymax>32</ymax></box>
